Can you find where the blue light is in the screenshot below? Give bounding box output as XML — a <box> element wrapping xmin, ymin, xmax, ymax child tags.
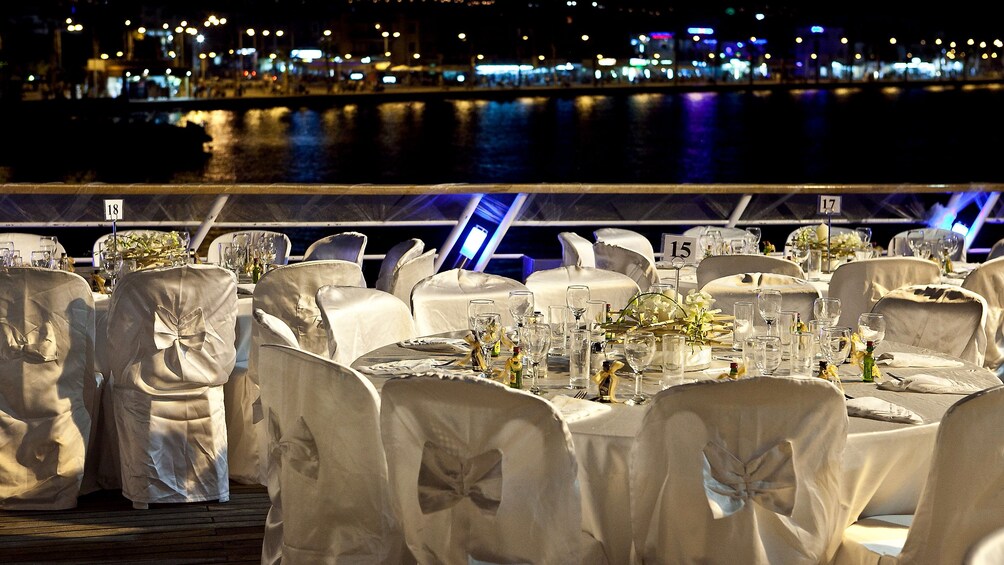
<box><xmin>460</xmin><ymin>225</ymin><xmax>489</xmax><ymax>259</ymax></box>
<box><xmin>952</xmin><ymin>222</ymin><xmax>969</xmax><ymax>236</ymax></box>
<box><xmin>810</xmin><ymin>26</ymin><xmax>825</xmax><ymax>34</ymax></box>
<box><xmin>687</xmin><ymin>27</ymin><xmax>714</xmax><ymax>35</ymax></box>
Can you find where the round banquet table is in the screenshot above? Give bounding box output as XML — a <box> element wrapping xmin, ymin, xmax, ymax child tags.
<box><xmin>352</xmin><ymin>334</ymin><xmax>1001</xmax><ymax>564</ymax></box>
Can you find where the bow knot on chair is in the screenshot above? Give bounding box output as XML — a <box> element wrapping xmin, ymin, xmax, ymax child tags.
<box><xmin>268</xmin><ymin>409</ymin><xmax>320</xmax><ymax>481</ymax></box>
<box><xmin>0</xmin><ymin>319</ymin><xmax>58</xmax><ymax>363</ymax></box>
<box><xmin>154</xmin><ymin>306</ymin><xmax>207</xmax><ymax>351</ymax></box>
<box><xmin>702</xmin><ymin>439</ymin><xmax>797</xmax><ymax>519</ymax></box>
<box><xmin>418</xmin><ymin>441</ymin><xmax>503</xmax><ymax>515</ymax></box>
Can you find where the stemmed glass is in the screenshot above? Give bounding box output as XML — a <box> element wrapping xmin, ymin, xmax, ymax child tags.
<box><xmin>941</xmin><ymin>235</ymin><xmax>960</xmax><ymax>264</ymax></box>
<box><xmin>757</xmin><ymin>289</ymin><xmax>782</xmax><ymax>336</ymax></box>
<box><xmin>508</xmin><ymin>290</ymin><xmax>535</xmax><ymax>331</ymax></box>
<box><xmin>791</xmin><ymin>241</ymin><xmax>810</xmax><ymax>269</ymax></box>
<box><xmin>854</xmin><ymin>227</ymin><xmax>872</xmax><ymax>246</ymax></box>
<box><xmin>521</xmin><ymin>322</ymin><xmax>551</xmax><ymax>395</ymax></box>
<box><xmin>820</xmin><ymin>326</ymin><xmax>853</xmax><ymax>370</ymax></box>
<box><xmin>754</xmin><ymin>335</ymin><xmax>783</xmax><ymax>376</ymax></box>
<box><xmin>566</xmin><ymin>285</ymin><xmax>590</xmax><ymax>329</ymax></box>
<box><xmin>472</xmin><ymin>312</ymin><xmax>503</xmax><ymax>378</ymax></box>
<box><xmin>856</xmin><ymin>313</ymin><xmax>886</xmax><ymax>346</ymax></box>
<box><xmin>467</xmin><ymin>298</ymin><xmax>496</xmax><ymax>331</ymax></box>
<box><xmin>745</xmin><ymin>227</ymin><xmax>762</xmax><ymax>253</ymax></box>
<box><xmin>906</xmin><ymin>230</ymin><xmax>926</xmax><ymax>257</ymax></box>
<box><xmin>624</xmin><ymin>330</ymin><xmax>656</xmax><ymax>406</ymax></box>
<box><xmin>813</xmin><ymin>297</ymin><xmax>841</xmax><ymax>328</ymax></box>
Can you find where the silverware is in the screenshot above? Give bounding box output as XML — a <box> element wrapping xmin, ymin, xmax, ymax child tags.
<box><xmin>574</xmin><ymin>389</ymin><xmax>588</xmax><ymax>399</ymax></box>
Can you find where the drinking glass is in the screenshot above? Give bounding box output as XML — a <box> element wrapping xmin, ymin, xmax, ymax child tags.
<box><xmin>791</xmin><ymin>241</ymin><xmax>810</xmax><ymax>269</ymax></box>
<box><xmin>472</xmin><ymin>312</ymin><xmax>503</xmax><ymax>378</ymax></box>
<box><xmin>854</xmin><ymin>227</ymin><xmax>872</xmax><ymax>246</ymax></box>
<box><xmin>39</xmin><ymin>236</ymin><xmax>58</xmax><ymax>253</ymax></box>
<box><xmin>745</xmin><ymin>227</ymin><xmax>762</xmax><ymax>252</ymax></box>
<box><xmin>508</xmin><ymin>290</ymin><xmax>535</xmax><ymax>339</ymax></box>
<box><xmin>547</xmin><ymin>305</ymin><xmax>569</xmax><ymax>355</ymax></box>
<box><xmin>916</xmin><ymin>241</ymin><xmax>934</xmax><ymax>261</ymax></box>
<box><xmin>941</xmin><ymin>234</ymin><xmax>960</xmax><ymax>261</ymax></box>
<box><xmin>754</xmin><ymin>335</ymin><xmax>783</xmax><ymax>376</ymax></box>
<box><xmin>757</xmin><ymin>289</ymin><xmax>782</xmax><ymax>336</ymax></box>
<box><xmin>813</xmin><ymin>297</ymin><xmax>841</xmax><ymax>327</ymax></box>
<box><xmin>906</xmin><ymin>230</ymin><xmax>926</xmax><ymax>256</ymax></box>
<box><xmin>467</xmin><ymin>299</ymin><xmax>496</xmax><ymax>332</ymax></box>
<box><xmin>732</xmin><ymin>301</ymin><xmax>755</xmax><ymax>351</ymax></box>
<box><xmin>821</xmin><ymin>326</ymin><xmax>853</xmax><ymax>368</ymax></box>
<box><xmin>521</xmin><ymin>322</ymin><xmax>551</xmax><ymax>395</ymax></box>
<box><xmin>624</xmin><ymin>330</ymin><xmax>656</xmax><ymax>406</ymax></box>
<box><xmin>791</xmin><ymin>330</ymin><xmax>816</xmax><ymax>375</ymax></box>
<box><xmin>806</xmin><ymin>249</ymin><xmax>823</xmax><ymax>280</ymax></box>
<box><xmin>568</xmin><ymin>328</ymin><xmax>591</xmax><ymax>390</ymax></box>
<box><xmin>857</xmin><ymin>313</ymin><xmax>886</xmax><ymax>346</ymax></box>
<box><xmin>566</xmin><ymin>285</ymin><xmax>590</xmax><ymax>328</ymax></box>
<box><xmin>777</xmin><ymin>310</ymin><xmax>798</xmax><ymax>357</ymax></box>
<box><xmin>30</xmin><ymin>250</ymin><xmax>51</xmax><ymax>268</ymax></box>
<box><xmin>660</xmin><ymin>334</ymin><xmax>687</xmax><ymax>389</ymax></box>
<box><xmin>650</xmin><ymin>282</ymin><xmax>677</xmax><ymax>300</ymax></box>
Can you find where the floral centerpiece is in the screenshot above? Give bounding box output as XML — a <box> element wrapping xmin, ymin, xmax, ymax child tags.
<box><xmin>791</xmin><ymin>223</ymin><xmax>864</xmax><ymax>260</ymax></box>
<box><xmin>107</xmin><ymin>231</ymin><xmax>189</xmax><ymax>269</ymax></box>
<box><xmin>603</xmin><ymin>289</ymin><xmax>732</xmax><ymax>369</ymax></box>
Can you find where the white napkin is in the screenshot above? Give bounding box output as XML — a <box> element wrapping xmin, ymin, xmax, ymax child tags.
<box><xmin>877</xmin><ymin>374</ymin><xmax>984</xmax><ymax>395</ymax></box>
<box><xmin>549</xmin><ymin>394</ymin><xmax>612</xmax><ymax>423</ymax></box>
<box><xmin>357</xmin><ymin>358</ymin><xmax>448</xmax><ymax>376</ymax></box>
<box><xmin>237</xmin><ymin>283</ymin><xmax>256</xmax><ymax>295</ymax></box>
<box><xmin>398</xmin><ymin>337</ymin><xmax>470</xmax><ymax>354</ymax></box>
<box><xmin>846</xmin><ymin>396</ymin><xmax>924</xmax><ymax>425</ymax></box>
<box><xmin>876</xmin><ymin>351</ymin><xmax>964</xmax><ymax>369</ymax></box>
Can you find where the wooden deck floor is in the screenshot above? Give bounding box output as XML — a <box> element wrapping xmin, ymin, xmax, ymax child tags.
<box><xmin>0</xmin><ymin>483</ymin><xmax>269</xmax><ymax>564</ymax></box>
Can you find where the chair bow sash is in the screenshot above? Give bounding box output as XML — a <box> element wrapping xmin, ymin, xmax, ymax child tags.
<box><xmin>418</xmin><ymin>441</ymin><xmax>503</xmax><ymax>515</ymax></box>
<box><xmin>0</xmin><ymin>319</ymin><xmax>58</xmax><ymax>363</ymax></box>
<box><xmin>154</xmin><ymin>306</ymin><xmax>207</xmax><ymax>351</ymax></box>
<box><xmin>268</xmin><ymin>409</ymin><xmax>320</xmax><ymax>481</ymax></box>
<box><xmin>702</xmin><ymin>439</ymin><xmax>797</xmax><ymax>519</ymax></box>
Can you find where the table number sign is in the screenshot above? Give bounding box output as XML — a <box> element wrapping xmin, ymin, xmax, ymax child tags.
<box><xmin>660</xmin><ymin>234</ymin><xmax>698</xmax><ymax>265</ymax></box>
<box><xmin>104</xmin><ymin>199</ymin><xmax>124</xmax><ymax>221</ymax></box>
<box><xmin>817</xmin><ymin>195</ymin><xmax>842</xmax><ymax>215</ymax></box>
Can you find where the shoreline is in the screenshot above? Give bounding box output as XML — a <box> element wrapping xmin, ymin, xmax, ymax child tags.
<box><xmin>5</xmin><ymin>76</ymin><xmax>1004</xmax><ymax>116</ymax></box>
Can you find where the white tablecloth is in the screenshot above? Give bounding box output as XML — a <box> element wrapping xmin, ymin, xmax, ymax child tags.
<box><xmin>352</xmin><ymin>337</ymin><xmax>1000</xmax><ymax>563</ymax></box>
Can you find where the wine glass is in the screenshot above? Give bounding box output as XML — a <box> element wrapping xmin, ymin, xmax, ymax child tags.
<box><xmin>566</xmin><ymin>285</ymin><xmax>590</xmax><ymax>328</ymax></box>
<box><xmin>856</xmin><ymin>313</ymin><xmax>886</xmax><ymax>347</ymax></box>
<box><xmin>941</xmin><ymin>234</ymin><xmax>960</xmax><ymax>262</ymax></box>
<box><xmin>624</xmin><ymin>330</ymin><xmax>656</xmax><ymax>406</ymax></box>
<box><xmin>854</xmin><ymin>227</ymin><xmax>872</xmax><ymax>246</ymax></box>
<box><xmin>790</xmin><ymin>240</ymin><xmax>810</xmax><ymax>268</ymax></box>
<box><xmin>906</xmin><ymin>230</ymin><xmax>926</xmax><ymax>257</ymax></box>
<box><xmin>521</xmin><ymin>322</ymin><xmax>551</xmax><ymax>395</ymax></box>
<box><xmin>754</xmin><ymin>335</ymin><xmax>783</xmax><ymax>376</ymax></box>
<box><xmin>472</xmin><ymin>312</ymin><xmax>503</xmax><ymax>378</ymax></box>
<box><xmin>745</xmin><ymin>227</ymin><xmax>762</xmax><ymax>253</ymax></box>
<box><xmin>467</xmin><ymin>299</ymin><xmax>496</xmax><ymax>332</ymax></box>
<box><xmin>756</xmin><ymin>289</ymin><xmax>782</xmax><ymax>336</ymax></box>
<box><xmin>820</xmin><ymin>326</ymin><xmax>853</xmax><ymax>369</ymax></box>
<box><xmin>508</xmin><ymin>290</ymin><xmax>535</xmax><ymax>331</ymax></box>
<box><xmin>813</xmin><ymin>297</ymin><xmax>841</xmax><ymax>328</ymax></box>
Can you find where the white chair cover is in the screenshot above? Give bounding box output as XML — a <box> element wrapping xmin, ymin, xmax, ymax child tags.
<box><xmin>701</xmin><ymin>272</ymin><xmax>821</xmax><ymax>324</ymax></box>
<box><xmin>0</xmin><ymin>268</ymin><xmax>97</xmax><ymax>510</ymax></box>
<box><xmin>303</xmin><ymin>231</ymin><xmax>368</xmax><ymax>266</ymax></box>
<box><xmin>205</xmin><ymin>230</ymin><xmax>292</xmax><ymax>265</ymax></box>
<box><xmin>696</xmin><ymin>254</ymin><xmax>806</xmax><ymax>289</ymax></box>
<box><xmin>593</xmin><ymin>227</ymin><xmax>656</xmax><ymax>264</ymax></box>
<box><xmin>838</xmin><ymin>386</ymin><xmax>1004</xmax><ymax>565</ymax></box>
<box><xmin>962</xmin><ymin>257</ymin><xmax>1004</xmax><ymax>374</ymax></box>
<box><xmin>259</xmin><ymin>344</ymin><xmax>406</xmax><ymax>564</ymax></box>
<box><xmin>872</xmin><ymin>284</ymin><xmax>988</xmax><ymax>365</ymax></box>
<box><xmin>315</xmin><ymin>285</ymin><xmax>417</xmax><ymax>366</ymax></box>
<box><xmin>106</xmin><ymin>264</ymin><xmax>236</xmax><ymax>507</ymax></box>
<box><xmin>682</xmin><ymin>226</ymin><xmax>749</xmax><ymax>240</ymax></box>
<box><xmin>525</xmin><ymin>265</ymin><xmax>640</xmax><ymax>311</ymax></box>
<box><xmin>631</xmin><ymin>377</ymin><xmax>848</xmax><ymax>565</ymax></box>
<box><xmin>987</xmin><ymin>238</ymin><xmax>1004</xmax><ymax>261</ymax></box>
<box><xmin>0</xmin><ymin>232</ymin><xmax>68</xmax><ymax>258</ymax></box>
<box><xmin>888</xmin><ymin>228</ymin><xmax>966</xmax><ymax>260</ymax></box>
<box><xmin>375</xmin><ymin>238</ymin><xmax>424</xmax><ymax>294</ymax></box>
<box><xmin>827</xmin><ymin>257</ymin><xmax>941</xmax><ymax>328</ymax></box>
<box><xmin>390</xmin><ymin>249</ymin><xmax>437</xmax><ymax>311</ymax></box>
<box><xmin>967</xmin><ymin>526</ymin><xmax>1004</xmax><ymax>565</ymax></box>
<box><xmin>411</xmin><ymin>269</ymin><xmax>528</xmax><ymax>335</ymax></box>
<box><xmin>92</xmin><ymin>230</ymin><xmax>169</xmax><ymax>268</ymax></box>
<box><xmin>593</xmin><ymin>241</ymin><xmax>659</xmax><ymax>292</ymax></box>
<box><xmin>558</xmin><ymin>232</ymin><xmax>597</xmax><ymax>267</ymax></box>
<box><xmin>381</xmin><ymin>374</ymin><xmax>602</xmax><ymax>564</ymax></box>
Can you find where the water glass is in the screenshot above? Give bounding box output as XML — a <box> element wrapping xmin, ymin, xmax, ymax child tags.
<box><xmin>813</xmin><ymin>297</ymin><xmax>841</xmax><ymax>327</ymax></box>
<box><xmin>754</xmin><ymin>335</ymin><xmax>783</xmax><ymax>376</ymax></box>
<box><xmin>821</xmin><ymin>326</ymin><xmax>853</xmax><ymax>367</ymax></box>
<box><xmin>547</xmin><ymin>305</ymin><xmax>569</xmax><ymax>354</ymax></box>
<box><xmin>568</xmin><ymin>328</ymin><xmax>591</xmax><ymax>390</ymax></box>
<box><xmin>791</xmin><ymin>330</ymin><xmax>817</xmax><ymax>375</ymax></box>
<box><xmin>857</xmin><ymin>313</ymin><xmax>886</xmax><ymax>346</ymax></box>
<box><xmin>624</xmin><ymin>330</ymin><xmax>656</xmax><ymax>405</ymax></box>
<box><xmin>807</xmin><ymin>249</ymin><xmax>823</xmax><ymax>280</ymax></box>
<box><xmin>777</xmin><ymin>310</ymin><xmax>798</xmax><ymax>356</ymax></box>
<box><xmin>660</xmin><ymin>334</ymin><xmax>687</xmax><ymax>389</ymax></box>
<box><xmin>30</xmin><ymin>250</ymin><xmax>51</xmax><ymax>268</ymax></box>
<box><xmin>467</xmin><ymin>298</ymin><xmax>496</xmax><ymax>332</ymax></box>
<box><xmin>741</xmin><ymin>336</ymin><xmax>758</xmax><ymax>374</ymax></box>
<box><xmin>732</xmin><ymin>301</ymin><xmax>755</xmax><ymax>351</ymax></box>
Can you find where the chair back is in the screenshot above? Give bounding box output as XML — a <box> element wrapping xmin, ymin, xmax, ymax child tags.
<box><xmin>873</xmin><ymin>284</ymin><xmax>988</xmax><ymax>364</ymax></box>
<box><xmin>375</xmin><ymin>238</ymin><xmax>424</xmax><ymax>293</ymax></box>
<box><xmin>0</xmin><ymin>268</ymin><xmax>96</xmax><ymax>510</ymax></box>
<box><xmin>594</xmin><ymin>227</ymin><xmax>655</xmax><ymax>264</ymax></box>
<box><xmin>967</xmin><ymin>526</ymin><xmax>1004</xmax><ymax>565</ymax></box>
<box><xmin>558</xmin><ymin>232</ymin><xmax>596</xmax><ymax>267</ymax></box>
<box><xmin>392</xmin><ymin>249</ymin><xmax>437</xmax><ymax>311</ymax></box>
<box><xmin>315</xmin><ymin>285</ymin><xmax>417</xmax><ymax>365</ymax></box>
<box><xmin>963</xmin><ymin>257</ymin><xmax>1004</xmax><ymax>373</ymax></box>
<box><xmin>827</xmin><ymin>257</ymin><xmax>941</xmax><ymax>328</ymax></box>
<box><xmin>411</xmin><ymin>269</ymin><xmax>528</xmax><ymax>335</ymax></box>
<box><xmin>92</xmin><ymin>230</ymin><xmax>169</xmax><ymax>268</ymax></box>
<box><xmin>381</xmin><ymin>374</ymin><xmax>584</xmax><ymax>564</ymax></box>
<box><xmin>593</xmin><ymin>241</ymin><xmax>659</xmax><ymax>292</ymax></box>
<box><xmin>252</xmin><ymin>260</ymin><xmax>366</xmax><ymax>358</ymax></box>
<box><xmin>631</xmin><ymin>377</ymin><xmax>847</xmax><ymax>564</ymax></box>
<box><xmin>696</xmin><ymin>254</ymin><xmax>806</xmax><ymax>289</ymax></box>
<box><xmin>701</xmin><ymin>272</ymin><xmax>820</xmax><ymax>325</ymax></box>
<box><xmin>526</xmin><ymin>265</ymin><xmax>640</xmax><ymax>311</ymax></box>
<box><xmin>205</xmin><ymin>230</ymin><xmax>292</xmax><ymax>266</ymax></box>
<box><xmin>898</xmin><ymin>385</ymin><xmax>1004</xmax><ymax>565</ymax></box>
<box><xmin>987</xmin><ymin>238</ymin><xmax>1004</xmax><ymax>261</ymax></box>
<box><xmin>888</xmin><ymin>228</ymin><xmax>966</xmax><ymax>261</ymax></box>
<box><xmin>259</xmin><ymin>344</ymin><xmax>406</xmax><ymax>564</ymax></box>
<box><xmin>303</xmin><ymin>231</ymin><xmax>368</xmax><ymax>266</ymax></box>
<box><xmin>106</xmin><ymin>264</ymin><xmax>237</xmax><ymax>506</ymax></box>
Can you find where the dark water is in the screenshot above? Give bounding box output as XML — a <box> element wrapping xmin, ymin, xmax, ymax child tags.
<box><xmin>6</xmin><ymin>84</ymin><xmax>1004</xmax><ymax>184</ymax></box>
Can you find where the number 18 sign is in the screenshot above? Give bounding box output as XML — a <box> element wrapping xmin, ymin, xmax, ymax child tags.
<box><xmin>104</xmin><ymin>199</ymin><xmax>124</xmax><ymax>221</ymax></box>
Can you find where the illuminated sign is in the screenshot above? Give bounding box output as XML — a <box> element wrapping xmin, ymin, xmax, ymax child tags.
<box><xmin>687</xmin><ymin>27</ymin><xmax>714</xmax><ymax>35</ymax></box>
<box><xmin>650</xmin><ymin>32</ymin><xmax>673</xmax><ymax>40</ymax></box>
<box><xmin>811</xmin><ymin>26</ymin><xmax>825</xmax><ymax>34</ymax></box>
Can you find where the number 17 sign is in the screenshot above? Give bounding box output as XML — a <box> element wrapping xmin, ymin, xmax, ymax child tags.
<box><xmin>817</xmin><ymin>195</ymin><xmax>842</xmax><ymax>215</ymax></box>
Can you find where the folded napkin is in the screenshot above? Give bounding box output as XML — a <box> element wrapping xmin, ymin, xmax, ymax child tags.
<box><xmin>237</xmin><ymin>283</ymin><xmax>256</xmax><ymax>296</ymax></box>
<box><xmin>876</xmin><ymin>351</ymin><xmax>964</xmax><ymax>369</ymax></box>
<box><xmin>846</xmin><ymin>396</ymin><xmax>924</xmax><ymax>425</ymax></box>
<box><xmin>877</xmin><ymin>373</ymin><xmax>984</xmax><ymax>395</ymax></box>
<box><xmin>549</xmin><ymin>394</ymin><xmax>612</xmax><ymax>423</ymax></box>
<box><xmin>398</xmin><ymin>337</ymin><xmax>470</xmax><ymax>354</ymax></box>
<box><xmin>357</xmin><ymin>358</ymin><xmax>448</xmax><ymax>376</ymax></box>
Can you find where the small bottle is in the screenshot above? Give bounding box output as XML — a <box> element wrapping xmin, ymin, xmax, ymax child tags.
<box><xmin>862</xmin><ymin>340</ymin><xmax>875</xmax><ymax>382</ymax></box>
<box><xmin>728</xmin><ymin>361</ymin><xmax>739</xmax><ymax>379</ymax></box>
<box><xmin>816</xmin><ymin>360</ymin><xmax>830</xmax><ymax>381</ymax></box>
<box><xmin>604</xmin><ymin>303</ymin><xmax>616</xmax><ymax>340</ymax></box>
<box><xmin>507</xmin><ymin>346</ymin><xmax>523</xmax><ymax>389</ymax></box>
<box><xmin>596</xmin><ymin>359</ymin><xmax>616</xmax><ymax>402</ymax></box>
<box><xmin>590</xmin><ymin>336</ymin><xmax>606</xmax><ymax>377</ymax></box>
<box><xmin>251</xmin><ymin>258</ymin><xmax>263</xmax><ymax>283</ymax></box>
